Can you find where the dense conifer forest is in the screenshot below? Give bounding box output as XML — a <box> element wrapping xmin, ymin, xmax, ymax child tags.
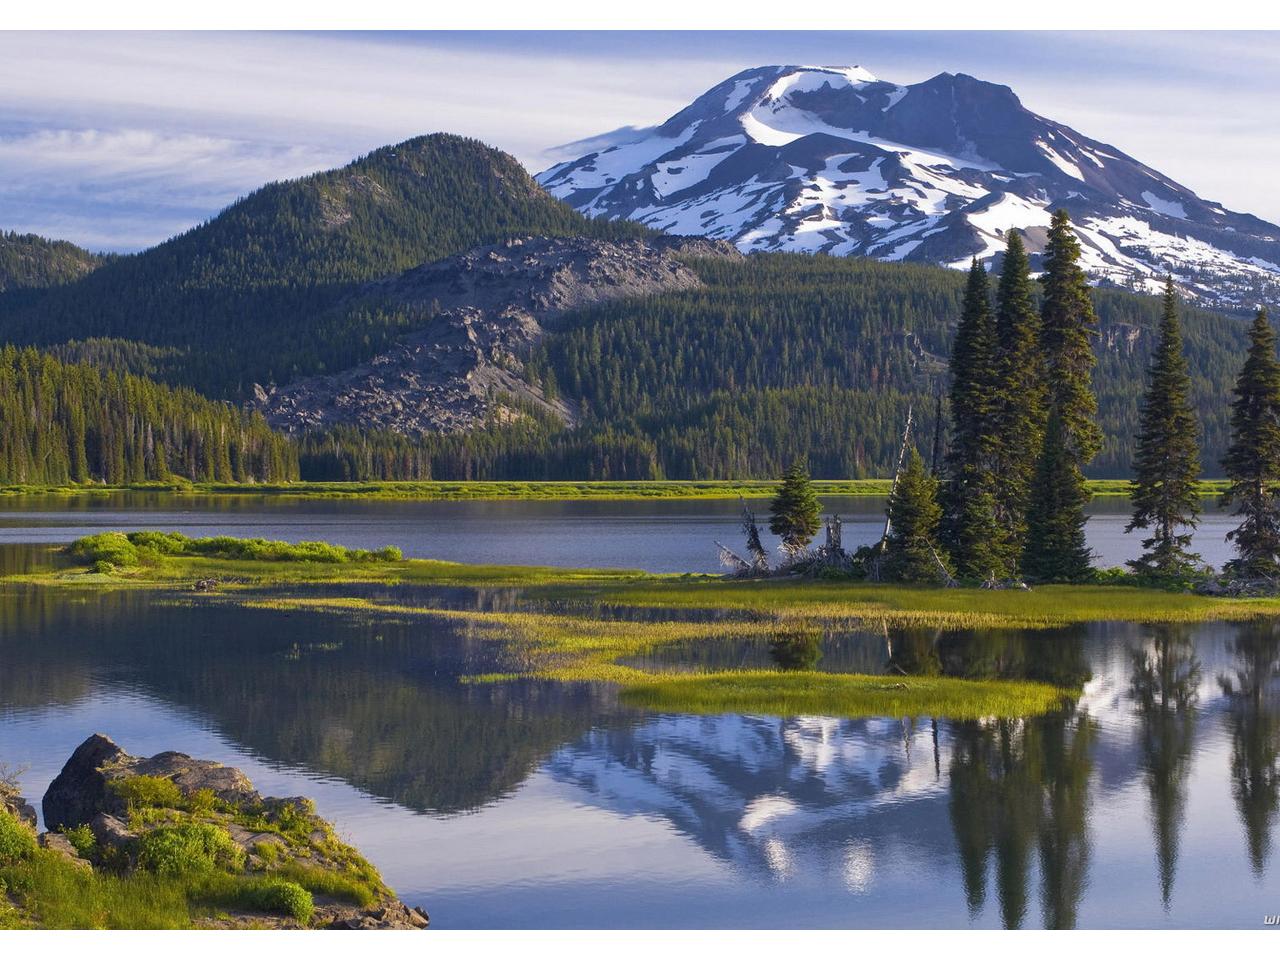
<box><xmin>299</xmin><ymin>253</ymin><xmax>1250</xmax><ymax>481</ymax></box>
<box><xmin>0</xmin><ymin>347</ymin><xmax>296</xmax><ymax>484</ymax></box>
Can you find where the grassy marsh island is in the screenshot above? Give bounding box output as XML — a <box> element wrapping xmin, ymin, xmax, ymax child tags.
<box><xmin>17</xmin><ymin>531</ymin><xmax>1280</xmax><ymax>724</ymax></box>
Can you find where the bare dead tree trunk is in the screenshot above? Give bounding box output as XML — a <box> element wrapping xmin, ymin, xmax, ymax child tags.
<box><xmin>739</xmin><ymin>496</ymin><xmax>769</xmax><ymax>572</ymax></box>
<box><xmin>880</xmin><ymin>404</ymin><xmax>915</xmax><ymax>553</ymax></box>
<box><xmin>930</xmin><ymin>392</ymin><xmax>945</xmax><ymax>477</ymax></box>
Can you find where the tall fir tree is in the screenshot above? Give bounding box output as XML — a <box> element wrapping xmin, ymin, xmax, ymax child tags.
<box><xmin>885</xmin><ymin>448</ymin><xmax>952</xmax><ymax>583</ymax></box>
<box><xmin>1039</xmin><ymin>210</ymin><xmax>1103</xmax><ymax>463</ymax></box>
<box><xmin>990</xmin><ymin>229</ymin><xmax>1047</xmax><ymax>565</ymax></box>
<box><xmin>944</xmin><ymin>260</ymin><xmax>1007</xmax><ymax>578</ymax></box>
<box><xmin>1023</xmin><ymin>210</ymin><xmax>1100</xmax><ymax>580</ymax></box>
<box><xmin>1221</xmin><ymin>308</ymin><xmax>1280</xmax><ymax>578</ymax></box>
<box><xmin>1023</xmin><ymin>410</ymin><xmax>1093</xmax><ymax>582</ymax></box>
<box><xmin>769</xmin><ymin>459</ymin><xmax>822</xmax><ymax>556</ymax></box>
<box><xmin>1126</xmin><ymin>278</ymin><xmax>1203</xmax><ymax>578</ymax></box>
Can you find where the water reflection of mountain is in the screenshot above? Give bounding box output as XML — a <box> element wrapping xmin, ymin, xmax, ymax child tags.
<box><xmin>0</xmin><ymin>587</ymin><xmax>603</xmax><ymax>814</ymax></box>
<box><xmin>546</xmin><ymin>620</ymin><xmax>1280</xmax><ymax>927</ymax></box>
<box><xmin>3</xmin><ymin>584</ymin><xmax>1279</xmax><ymax>919</ymax></box>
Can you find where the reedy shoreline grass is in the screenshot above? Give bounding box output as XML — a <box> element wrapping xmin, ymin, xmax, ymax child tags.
<box><xmin>0</xmin><ymin>478</ymin><xmax>1232</xmax><ymax>501</ymax></box>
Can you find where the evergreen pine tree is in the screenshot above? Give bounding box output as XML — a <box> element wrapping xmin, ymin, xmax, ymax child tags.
<box><xmin>990</xmin><ymin>230</ymin><xmax>1047</xmax><ymax>563</ymax></box>
<box><xmin>884</xmin><ymin>448</ymin><xmax>952</xmax><ymax>583</ymax></box>
<box><xmin>769</xmin><ymin>459</ymin><xmax>822</xmax><ymax>556</ymax></box>
<box><xmin>1221</xmin><ymin>308</ymin><xmax>1280</xmax><ymax>578</ymax></box>
<box><xmin>1023</xmin><ymin>210</ymin><xmax>1100</xmax><ymax>580</ymax></box>
<box><xmin>944</xmin><ymin>260</ymin><xmax>1007</xmax><ymax>578</ymax></box>
<box><xmin>1126</xmin><ymin>278</ymin><xmax>1202</xmax><ymax>578</ymax></box>
<box><xmin>1023</xmin><ymin>411</ymin><xmax>1093</xmax><ymax>582</ymax></box>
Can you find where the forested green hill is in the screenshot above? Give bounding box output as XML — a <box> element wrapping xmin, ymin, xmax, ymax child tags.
<box><xmin>0</xmin><ymin>132</ymin><xmax>1255</xmax><ymax>482</ymax></box>
<box><xmin>0</xmin><ymin>231</ymin><xmax>105</xmax><ymax>292</ymax></box>
<box><xmin>0</xmin><ymin>135</ymin><xmax>646</xmax><ymax>397</ymax></box>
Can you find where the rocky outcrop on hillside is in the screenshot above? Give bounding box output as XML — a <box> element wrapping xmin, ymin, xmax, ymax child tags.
<box><xmin>253</xmin><ymin>234</ymin><xmax>739</xmax><ymax>435</ymax></box>
<box><xmin>25</xmin><ymin>734</ymin><xmax>430</xmax><ymax>930</ymax></box>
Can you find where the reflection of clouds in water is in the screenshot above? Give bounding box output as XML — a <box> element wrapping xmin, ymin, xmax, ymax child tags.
<box><xmin>763</xmin><ymin>837</ymin><xmax>794</xmax><ymax>879</ymax></box>
<box><xmin>740</xmin><ymin>795</ymin><xmax>798</xmax><ymax>833</ymax></box>
<box><xmin>843</xmin><ymin>841</ymin><xmax>875</xmax><ymax>894</ymax></box>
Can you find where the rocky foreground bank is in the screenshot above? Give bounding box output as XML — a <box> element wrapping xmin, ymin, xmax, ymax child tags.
<box><xmin>0</xmin><ymin>735</ymin><xmax>428</xmax><ymax>930</ymax></box>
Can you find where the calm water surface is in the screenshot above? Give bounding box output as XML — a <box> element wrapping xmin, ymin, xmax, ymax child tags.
<box><xmin>0</xmin><ymin>493</ymin><xmax>1241</xmax><ymax>573</ymax></box>
<box><xmin>1</xmin><ymin>586</ymin><xmax>1277</xmax><ymax>928</ymax></box>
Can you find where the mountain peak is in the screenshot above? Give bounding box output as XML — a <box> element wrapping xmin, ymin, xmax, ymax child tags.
<box><xmin>538</xmin><ymin>64</ymin><xmax>1280</xmax><ymax>308</ymax></box>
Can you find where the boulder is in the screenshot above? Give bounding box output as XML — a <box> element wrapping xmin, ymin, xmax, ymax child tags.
<box><xmin>88</xmin><ymin>813</ymin><xmax>138</xmax><ymax>851</ymax></box>
<box><xmin>42</xmin><ymin>733</ymin><xmax>125</xmax><ymax>830</ymax></box>
<box><xmin>127</xmin><ymin>751</ymin><xmax>260</xmax><ymax>808</ymax></box>
<box><xmin>42</xmin><ymin>734</ymin><xmax>260</xmax><ymax>830</ymax></box>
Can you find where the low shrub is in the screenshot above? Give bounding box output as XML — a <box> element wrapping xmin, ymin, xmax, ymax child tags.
<box><xmin>63</xmin><ymin>823</ymin><xmax>97</xmax><ymax>860</ymax></box>
<box><xmin>246</xmin><ymin>879</ymin><xmax>314</xmax><ymax>923</ymax></box>
<box><xmin>136</xmin><ymin>823</ymin><xmax>244</xmax><ymax>875</ymax></box>
<box><xmin>67</xmin><ymin>532</ymin><xmax>138</xmax><ymax>568</ymax></box>
<box><xmin>0</xmin><ymin>810</ymin><xmax>36</xmax><ymax>864</ymax></box>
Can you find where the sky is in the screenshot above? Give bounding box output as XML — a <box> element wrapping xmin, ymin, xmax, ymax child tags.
<box><xmin>2</xmin><ymin>30</ymin><xmax>1278</xmax><ymax>252</ymax></box>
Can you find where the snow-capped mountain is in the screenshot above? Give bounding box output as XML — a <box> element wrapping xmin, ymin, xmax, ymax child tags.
<box><xmin>538</xmin><ymin>65</ymin><xmax>1280</xmax><ymax>307</ymax></box>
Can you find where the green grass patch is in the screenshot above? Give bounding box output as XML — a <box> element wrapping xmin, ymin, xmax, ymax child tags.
<box><xmin>580</xmin><ymin>580</ymin><xmax>1280</xmax><ymax>627</ymax></box>
<box><xmin>271</xmin><ymin>861</ymin><xmax>379</xmax><ymax>909</ymax></box>
<box><xmin>69</xmin><ymin>530</ymin><xmax>402</xmax><ymax>568</ymax></box>
<box><xmin>619</xmin><ymin>670</ymin><xmax>1069</xmax><ymax>720</ymax></box>
<box><xmin>193</xmin><ymin>874</ymin><xmax>314</xmax><ymax>924</ymax></box>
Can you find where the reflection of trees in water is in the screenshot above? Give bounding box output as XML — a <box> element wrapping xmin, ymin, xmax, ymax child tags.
<box><xmin>947</xmin><ymin>707</ymin><xmax>1096</xmax><ymax>929</ymax></box>
<box><xmin>768</xmin><ymin>627</ymin><xmax>823</xmax><ymax>671</ymax></box>
<box><xmin>935</xmin><ymin>625</ymin><xmax>1092</xmax><ymax>688</ymax></box>
<box><xmin>0</xmin><ymin>588</ymin><xmax>603</xmax><ymax>814</ymax></box>
<box><xmin>1219</xmin><ymin>620</ymin><xmax>1280</xmax><ymax>876</ymax></box>
<box><xmin>1129</xmin><ymin>624</ymin><xmax>1200</xmax><ymax>908</ymax></box>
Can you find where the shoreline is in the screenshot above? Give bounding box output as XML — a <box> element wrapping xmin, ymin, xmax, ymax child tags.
<box><xmin>0</xmin><ymin>478</ymin><xmax>1233</xmax><ymax>502</ymax></box>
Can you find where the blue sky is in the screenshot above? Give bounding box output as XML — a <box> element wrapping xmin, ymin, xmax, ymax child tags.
<box><xmin>2</xmin><ymin>30</ymin><xmax>1277</xmax><ymax>251</ymax></box>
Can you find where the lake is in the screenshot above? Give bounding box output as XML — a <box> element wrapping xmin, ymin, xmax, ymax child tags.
<box><xmin>0</xmin><ymin>493</ymin><xmax>1242</xmax><ymax>573</ymax></box>
<box><xmin>1</xmin><ymin>585</ymin><xmax>1277</xmax><ymax>929</ymax></box>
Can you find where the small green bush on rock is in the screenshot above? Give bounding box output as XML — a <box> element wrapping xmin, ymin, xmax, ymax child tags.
<box><xmin>137</xmin><ymin>823</ymin><xmax>244</xmax><ymax>875</ymax></box>
<box><xmin>63</xmin><ymin>824</ymin><xmax>97</xmax><ymax>860</ymax></box>
<box><xmin>110</xmin><ymin>775</ymin><xmax>184</xmax><ymax>810</ymax></box>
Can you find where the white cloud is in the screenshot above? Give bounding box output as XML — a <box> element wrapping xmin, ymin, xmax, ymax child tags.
<box><xmin>0</xmin><ymin>31</ymin><xmax>1277</xmax><ymax>250</ymax></box>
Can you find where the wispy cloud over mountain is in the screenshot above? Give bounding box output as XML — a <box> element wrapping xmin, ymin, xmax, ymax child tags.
<box><xmin>1</xmin><ymin>30</ymin><xmax>1277</xmax><ymax>251</ymax></box>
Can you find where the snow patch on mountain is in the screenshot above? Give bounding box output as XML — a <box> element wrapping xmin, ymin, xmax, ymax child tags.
<box><xmin>539</xmin><ymin>64</ymin><xmax>1280</xmax><ymax>308</ymax></box>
